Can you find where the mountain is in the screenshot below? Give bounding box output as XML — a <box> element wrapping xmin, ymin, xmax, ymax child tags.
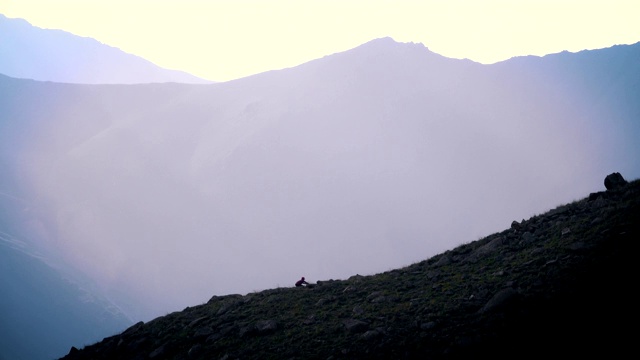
<box><xmin>1</xmin><ymin>36</ymin><xmax>639</xmax><ymax>342</ymax></box>
<box><xmin>59</xmin><ymin>174</ymin><xmax>639</xmax><ymax>359</ymax></box>
<box><xmin>0</xmin><ymin>197</ymin><xmax>132</xmax><ymax>360</ymax></box>
<box><xmin>0</xmin><ymin>241</ymin><xmax>133</xmax><ymax>360</ymax></box>
<box><xmin>0</xmin><ymin>163</ymin><xmax>134</xmax><ymax>359</ymax></box>
<box><xmin>0</xmin><ymin>14</ymin><xmax>212</xmax><ymax>84</ymax></box>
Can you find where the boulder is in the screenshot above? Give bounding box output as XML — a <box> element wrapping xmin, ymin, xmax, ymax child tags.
<box><xmin>478</xmin><ymin>288</ymin><xmax>519</xmax><ymax>314</ymax></box>
<box><xmin>343</xmin><ymin>319</ymin><xmax>369</xmax><ymax>334</ymax></box>
<box><xmin>604</xmin><ymin>172</ymin><xmax>627</xmax><ymax>190</ymax></box>
<box><xmin>255</xmin><ymin>319</ymin><xmax>278</xmax><ymax>333</ymax></box>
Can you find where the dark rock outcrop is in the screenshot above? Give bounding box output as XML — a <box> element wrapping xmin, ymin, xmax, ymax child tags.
<box><xmin>604</xmin><ymin>172</ymin><xmax>627</xmax><ymax>190</ymax></box>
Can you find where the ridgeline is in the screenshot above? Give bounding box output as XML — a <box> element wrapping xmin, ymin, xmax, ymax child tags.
<box><xmin>62</xmin><ymin>173</ymin><xmax>638</xmax><ymax>359</ymax></box>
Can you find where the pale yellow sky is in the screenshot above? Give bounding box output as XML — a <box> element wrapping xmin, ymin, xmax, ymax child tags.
<box><xmin>1</xmin><ymin>0</ymin><xmax>639</xmax><ymax>81</ymax></box>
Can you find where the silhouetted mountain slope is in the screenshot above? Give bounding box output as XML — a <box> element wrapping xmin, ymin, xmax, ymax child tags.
<box><xmin>59</xmin><ymin>174</ymin><xmax>639</xmax><ymax>359</ymax></box>
<box><xmin>488</xmin><ymin>42</ymin><xmax>640</xmax><ymax>169</ymax></box>
<box><xmin>0</xmin><ymin>14</ymin><xmax>212</xmax><ymax>84</ymax></box>
<box><xmin>1</xmin><ymin>37</ymin><xmax>639</xmax><ymax>325</ymax></box>
<box><xmin>0</xmin><ymin>233</ymin><xmax>132</xmax><ymax>360</ymax></box>
<box><xmin>0</xmin><ymin>136</ymin><xmax>133</xmax><ymax>359</ymax></box>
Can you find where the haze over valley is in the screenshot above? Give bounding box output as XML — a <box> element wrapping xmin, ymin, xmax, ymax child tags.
<box><xmin>1</xmin><ymin>13</ymin><xmax>640</xmax><ymax>360</ymax></box>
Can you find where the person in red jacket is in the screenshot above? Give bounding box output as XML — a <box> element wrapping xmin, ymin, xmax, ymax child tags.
<box><xmin>295</xmin><ymin>276</ymin><xmax>309</xmax><ymax>287</ymax></box>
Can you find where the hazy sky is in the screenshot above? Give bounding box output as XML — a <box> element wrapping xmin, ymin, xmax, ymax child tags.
<box><xmin>1</xmin><ymin>0</ymin><xmax>639</xmax><ymax>81</ymax></box>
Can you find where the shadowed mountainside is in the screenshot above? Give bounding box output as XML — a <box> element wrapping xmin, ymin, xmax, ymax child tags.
<box><xmin>0</xmin><ymin>153</ymin><xmax>133</xmax><ymax>360</ymax></box>
<box><xmin>0</xmin><ymin>239</ymin><xmax>132</xmax><ymax>360</ymax></box>
<box><xmin>0</xmin><ymin>14</ymin><xmax>212</xmax><ymax>84</ymax></box>
<box><xmin>60</xmin><ymin>174</ymin><xmax>639</xmax><ymax>359</ymax></box>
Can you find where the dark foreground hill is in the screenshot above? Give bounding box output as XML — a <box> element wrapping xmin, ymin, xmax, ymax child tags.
<box><xmin>62</xmin><ymin>173</ymin><xmax>638</xmax><ymax>359</ymax></box>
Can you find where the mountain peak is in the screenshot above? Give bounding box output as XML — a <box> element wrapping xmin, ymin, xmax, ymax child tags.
<box><xmin>353</xmin><ymin>36</ymin><xmax>430</xmax><ymax>54</ymax></box>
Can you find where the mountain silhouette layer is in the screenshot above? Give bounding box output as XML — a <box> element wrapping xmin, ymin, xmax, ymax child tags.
<box><xmin>0</xmin><ymin>14</ymin><xmax>212</xmax><ymax>84</ymax></box>
<box><xmin>0</xmin><ymin>238</ymin><xmax>132</xmax><ymax>360</ymax></box>
<box><xmin>0</xmin><ymin>171</ymin><xmax>133</xmax><ymax>360</ymax></box>
<box><xmin>1</xmin><ymin>37</ymin><xmax>639</xmax><ymax>325</ymax></box>
<box><xmin>59</xmin><ymin>173</ymin><xmax>639</xmax><ymax>359</ymax></box>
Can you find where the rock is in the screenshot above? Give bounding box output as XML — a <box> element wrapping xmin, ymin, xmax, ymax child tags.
<box><xmin>478</xmin><ymin>288</ymin><xmax>519</xmax><ymax>314</ymax></box>
<box><xmin>193</xmin><ymin>327</ymin><xmax>214</xmax><ymax>338</ymax></box>
<box><xmin>343</xmin><ymin>319</ymin><xmax>369</xmax><ymax>333</ymax></box>
<box><xmin>366</xmin><ymin>291</ymin><xmax>384</xmax><ymax>300</ymax></box>
<box><xmin>149</xmin><ymin>344</ymin><xmax>167</xmax><ymax>358</ymax></box>
<box><xmin>188</xmin><ymin>344</ymin><xmax>202</xmax><ymax>358</ymax></box>
<box><xmin>478</xmin><ymin>236</ymin><xmax>505</xmax><ymax>253</ymax></box>
<box><xmin>187</xmin><ymin>316</ymin><xmax>208</xmax><ymax>327</ymax></box>
<box><xmin>604</xmin><ymin>172</ymin><xmax>627</xmax><ymax>190</ymax></box>
<box><xmin>238</xmin><ymin>325</ymin><xmax>255</xmax><ymax>338</ymax></box>
<box><xmin>420</xmin><ymin>321</ymin><xmax>436</xmax><ymax>330</ymax></box>
<box><xmin>511</xmin><ymin>220</ymin><xmax>521</xmax><ymax>231</ymax></box>
<box><xmin>521</xmin><ymin>232</ymin><xmax>536</xmax><ymax>244</ymax></box>
<box><xmin>303</xmin><ymin>315</ymin><xmax>316</xmax><ymax>325</ymax></box>
<box><xmin>434</xmin><ymin>255</ymin><xmax>451</xmax><ymax>266</ymax></box>
<box><xmin>361</xmin><ymin>329</ymin><xmax>382</xmax><ymax>340</ymax></box>
<box><xmin>589</xmin><ymin>191</ymin><xmax>604</xmax><ymax>201</ymax></box>
<box><xmin>255</xmin><ymin>319</ymin><xmax>278</xmax><ymax>333</ymax></box>
<box><xmin>316</xmin><ymin>296</ymin><xmax>336</xmax><ymax>306</ymax></box>
<box><xmin>122</xmin><ymin>321</ymin><xmax>144</xmax><ymax>335</ymax></box>
<box><xmin>217</xmin><ymin>299</ymin><xmax>241</xmax><ymax>315</ymax></box>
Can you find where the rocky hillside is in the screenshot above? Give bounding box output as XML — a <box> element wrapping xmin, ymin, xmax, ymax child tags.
<box><xmin>61</xmin><ymin>173</ymin><xmax>638</xmax><ymax>359</ymax></box>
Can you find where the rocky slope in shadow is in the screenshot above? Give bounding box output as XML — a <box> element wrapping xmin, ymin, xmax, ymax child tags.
<box><xmin>61</xmin><ymin>173</ymin><xmax>638</xmax><ymax>359</ymax></box>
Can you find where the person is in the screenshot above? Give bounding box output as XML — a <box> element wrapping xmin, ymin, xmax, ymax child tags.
<box><xmin>295</xmin><ymin>276</ymin><xmax>309</xmax><ymax>287</ymax></box>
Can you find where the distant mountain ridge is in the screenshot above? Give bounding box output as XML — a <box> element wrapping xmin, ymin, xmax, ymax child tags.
<box><xmin>0</xmin><ymin>14</ymin><xmax>213</xmax><ymax>84</ymax></box>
